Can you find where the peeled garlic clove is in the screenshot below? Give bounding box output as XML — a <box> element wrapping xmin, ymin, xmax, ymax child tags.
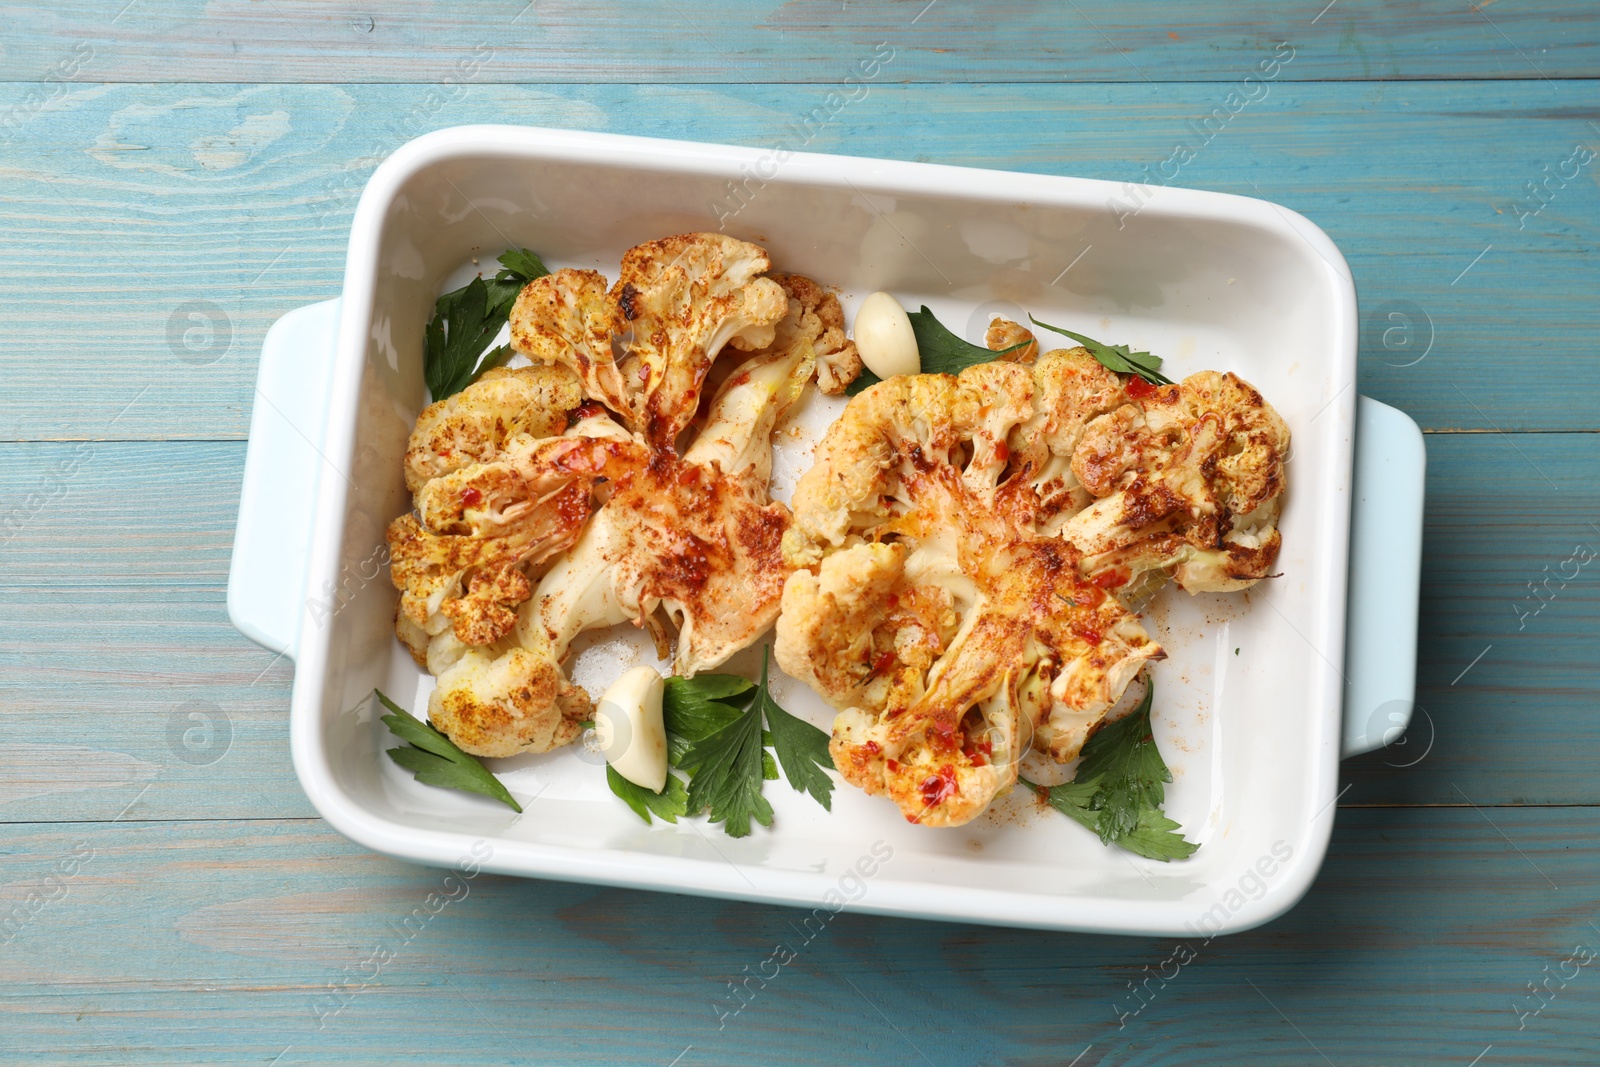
<box><xmin>854</xmin><ymin>292</ymin><xmax>920</xmax><ymax>379</ymax></box>
<box><xmin>595</xmin><ymin>665</ymin><xmax>668</xmax><ymax>793</ymax></box>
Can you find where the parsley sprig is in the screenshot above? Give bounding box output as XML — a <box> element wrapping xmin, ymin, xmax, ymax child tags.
<box><xmin>1021</xmin><ymin>676</ymin><xmax>1197</xmax><ymax>861</ymax></box>
<box><xmin>1028</xmin><ymin>316</ymin><xmax>1172</xmax><ymax>385</ymax></box>
<box><xmin>846</xmin><ymin>305</ymin><xmax>1028</xmax><ymax>395</ymax></box>
<box><xmin>377</xmin><ymin>690</ymin><xmax>522</xmax><ymax>813</ymax></box>
<box><xmin>673</xmin><ymin>672</ymin><xmax>773</xmax><ymax>837</ymax></box>
<box><xmin>424</xmin><ymin>248</ymin><xmax>549</xmax><ymax>402</ymax></box>
<box><xmin>607</xmin><ymin>649</ymin><xmax>836</xmax><ymax>836</ymax></box>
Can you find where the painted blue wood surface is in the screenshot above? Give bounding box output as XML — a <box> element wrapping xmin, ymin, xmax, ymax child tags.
<box><xmin>2</xmin><ymin>1</ymin><xmax>1598</xmax><ymax>1063</ymax></box>
<box><xmin>2</xmin><ymin>810</ymin><xmax>1598</xmax><ymax>1065</ymax></box>
<box><xmin>3</xmin><ymin>0</ymin><xmax>1597</xmax><ymax>82</ymax></box>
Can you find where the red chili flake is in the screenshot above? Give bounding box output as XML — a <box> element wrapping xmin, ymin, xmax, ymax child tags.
<box><xmin>461</xmin><ymin>488</ymin><xmax>482</xmax><ymax>508</ymax></box>
<box><xmin>872</xmin><ymin>650</ymin><xmax>896</xmax><ymax>677</ymax></box>
<box><xmin>919</xmin><ymin>766</ymin><xmax>958</xmax><ymax>806</ymax></box>
<box><xmin>1091</xmin><ymin>568</ymin><xmax>1129</xmax><ymax>589</ymax></box>
<box><xmin>885</xmin><ymin>758</ymin><xmax>901</xmax><ymax>773</ymax></box>
<box><xmin>862</xmin><ymin>741</ymin><xmax>881</xmax><ymax>756</ymax></box>
<box><xmin>1126</xmin><ymin>375</ymin><xmax>1158</xmax><ymax>400</ymax></box>
<box><xmin>993</xmin><ymin>441</ymin><xmax>1010</xmax><ymax>464</ymax></box>
<box><xmin>1074</xmin><ymin>623</ymin><xmax>1104</xmax><ymax>646</ymax></box>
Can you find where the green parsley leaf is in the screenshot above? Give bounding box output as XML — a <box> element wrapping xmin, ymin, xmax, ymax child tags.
<box><xmin>843</xmin><ymin>306</ymin><xmax>1027</xmax><ymax>395</ymax></box>
<box><xmin>666</xmin><ymin>675</ymin><xmax>771</xmax><ymax>837</ymax></box>
<box><xmin>424</xmin><ymin>277</ymin><xmax>502</xmax><ymax>402</ymax></box>
<box><xmin>1116</xmin><ymin>807</ymin><xmax>1203</xmax><ymax>862</ymax></box>
<box><xmin>1027</xmin><ymin>316</ymin><xmax>1172</xmax><ymax>385</ymax></box>
<box><xmin>1020</xmin><ymin>675</ymin><xmax>1197</xmax><ymax>861</ymax></box>
<box><xmin>377</xmin><ymin>689</ymin><xmax>522</xmax><ymax>813</ymax></box>
<box><xmin>663</xmin><ymin>674</ymin><xmax>753</xmax><ymax>741</ymax></box>
<box><xmin>422</xmin><ymin>248</ymin><xmax>550</xmax><ymax>402</ymax></box>
<box><xmin>1074</xmin><ymin>679</ymin><xmax>1175</xmax><ymax>841</ymax></box>
<box><xmin>483</xmin><ymin>248</ymin><xmax>549</xmax><ymax>319</ymax></box>
<box><xmin>1022</xmin><ymin>774</ymin><xmax>1103</xmax><ymax>835</ymax></box>
<box><xmin>497</xmin><ymin>247</ymin><xmax>548</xmax><ymax>279</ymax></box>
<box><xmin>911</xmin><ymin>305</ymin><xmax>1027</xmax><ymax>376</ymax></box>
<box><xmin>606</xmin><ymin>764</ymin><xmax>690</xmax><ymax>825</ymax></box>
<box><xmin>758</xmin><ymin>648</ymin><xmax>836</xmax><ymax>810</ymax></box>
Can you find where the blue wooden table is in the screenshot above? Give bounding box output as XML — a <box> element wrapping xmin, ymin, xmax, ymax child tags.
<box><xmin>4</xmin><ymin>3</ymin><xmax>1599</xmax><ymax>1063</ymax></box>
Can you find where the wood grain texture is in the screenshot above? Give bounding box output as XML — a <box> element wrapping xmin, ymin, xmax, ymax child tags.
<box><xmin>1</xmin><ymin>808</ymin><xmax>1597</xmax><ymax>1065</ymax></box>
<box><xmin>2</xmin><ymin>434</ymin><xmax>1596</xmax><ymax>820</ymax></box>
<box><xmin>1344</xmin><ymin>433</ymin><xmax>1600</xmax><ymax>805</ymax></box>
<box><xmin>2</xmin><ymin>0</ymin><xmax>1598</xmax><ymax>83</ymax></box>
<box><xmin>2</xmin><ymin>80</ymin><xmax>1598</xmax><ymax>440</ymax></box>
<box><xmin>0</xmin><ymin>442</ymin><xmax>303</xmax><ymax>822</ymax></box>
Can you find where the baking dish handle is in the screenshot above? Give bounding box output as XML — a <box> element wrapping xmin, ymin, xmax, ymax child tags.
<box><xmin>227</xmin><ymin>299</ymin><xmax>342</xmax><ymax>660</ymax></box>
<box><xmin>1341</xmin><ymin>395</ymin><xmax>1427</xmax><ymax>758</ymax></box>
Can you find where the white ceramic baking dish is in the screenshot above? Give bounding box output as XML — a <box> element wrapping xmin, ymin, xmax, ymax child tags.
<box><xmin>228</xmin><ymin>126</ymin><xmax>1424</xmax><ymax>936</ymax></box>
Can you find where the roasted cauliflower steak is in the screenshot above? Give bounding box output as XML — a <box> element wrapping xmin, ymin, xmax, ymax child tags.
<box><xmin>386</xmin><ymin>237</ymin><xmax>858</xmax><ymax>758</ymax></box>
<box><xmin>776</xmin><ymin>358</ymin><xmax>1165</xmax><ymax>827</ymax></box>
<box><xmin>776</xmin><ymin>319</ymin><xmax>1289</xmax><ymax>828</ymax></box>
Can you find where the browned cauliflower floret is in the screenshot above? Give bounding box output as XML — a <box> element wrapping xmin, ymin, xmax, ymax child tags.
<box><xmin>389</xmin><ymin>237</ymin><xmax>844</xmax><ymax>758</ymax></box>
<box><xmin>402</xmin><ymin>364</ymin><xmax>581</xmax><ymax>493</ymax></box>
<box><xmin>768</xmin><ymin>273</ymin><xmax>861</xmax><ymax>394</ymax></box>
<box><xmin>776</xmin><ymin>359</ymin><xmax>1164</xmax><ymax>828</ymax></box>
<box><xmin>1062</xmin><ymin>370</ymin><xmax>1290</xmax><ymax>593</ymax></box>
<box><xmin>508</xmin><ymin>233</ymin><xmax>789</xmax><ymax>447</ymax></box>
<box><xmin>388</xmin><ymin>382</ymin><xmax>606</xmax><ymax>652</ymax></box>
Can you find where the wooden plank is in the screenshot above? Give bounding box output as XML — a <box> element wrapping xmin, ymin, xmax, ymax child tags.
<box><xmin>1</xmin><ymin>808</ymin><xmax>1596</xmax><ymax>1064</ymax></box>
<box><xmin>2</xmin><ymin>433</ymin><xmax>1595</xmax><ymax>817</ymax></box>
<box><xmin>3</xmin><ymin>80</ymin><xmax>1597</xmax><ymax>441</ymax></box>
<box><xmin>1347</xmin><ymin>430</ymin><xmax>1600</xmax><ymax>805</ymax></box>
<box><xmin>3</xmin><ymin>0</ymin><xmax>1597</xmax><ymax>83</ymax></box>
<box><xmin>0</xmin><ymin>442</ymin><xmax>305</xmax><ymax>822</ymax></box>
